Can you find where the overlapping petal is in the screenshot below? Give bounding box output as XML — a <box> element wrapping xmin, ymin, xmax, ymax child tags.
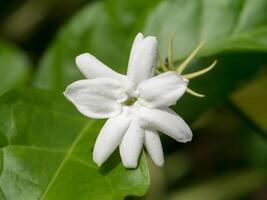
<box><xmin>120</xmin><ymin>118</ymin><xmax>145</xmax><ymax>168</ymax></box>
<box><xmin>138</xmin><ymin>71</ymin><xmax>188</xmax><ymax>108</ymax></box>
<box><xmin>93</xmin><ymin>107</ymin><xmax>132</xmax><ymax>166</ymax></box>
<box><xmin>76</xmin><ymin>53</ymin><xmax>126</xmax><ymax>82</ymax></box>
<box><xmin>144</xmin><ymin>130</ymin><xmax>164</xmax><ymax>167</ymax></box>
<box><xmin>134</xmin><ymin>105</ymin><xmax>192</xmax><ymax>143</ymax></box>
<box><xmin>64</xmin><ymin>78</ymin><xmax>127</xmax><ymax>119</ymax></box>
<box><xmin>127</xmin><ymin>34</ymin><xmax>158</xmax><ymax>86</ymax></box>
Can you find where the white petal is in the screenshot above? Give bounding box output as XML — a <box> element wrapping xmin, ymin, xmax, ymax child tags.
<box><xmin>127</xmin><ymin>35</ymin><xmax>158</xmax><ymax>85</ymax></box>
<box><xmin>64</xmin><ymin>78</ymin><xmax>127</xmax><ymax>119</ymax></box>
<box><xmin>120</xmin><ymin>118</ymin><xmax>144</xmax><ymax>168</ymax></box>
<box><xmin>138</xmin><ymin>71</ymin><xmax>188</xmax><ymax>108</ymax></box>
<box><xmin>76</xmin><ymin>53</ymin><xmax>126</xmax><ymax>81</ymax></box>
<box><xmin>93</xmin><ymin>107</ymin><xmax>132</xmax><ymax>166</ymax></box>
<box><xmin>128</xmin><ymin>33</ymin><xmax>144</xmax><ymax>67</ymax></box>
<box><xmin>144</xmin><ymin>130</ymin><xmax>164</xmax><ymax>167</ymax></box>
<box><xmin>134</xmin><ymin>105</ymin><xmax>192</xmax><ymax>143</ymax></box>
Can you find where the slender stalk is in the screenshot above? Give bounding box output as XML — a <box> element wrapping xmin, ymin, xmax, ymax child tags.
<box><xmin>158</xmin><ymin>53</ymin><xmax>168</xmax><ymax>71</ymax></box>
<box><xmin>183</xmin><ymin>60</ymin><xmax>217</xmax><ymax>79</ymax></box>
<box><xmin>168</xmin><ymin>32</ymin><xmax>175</xmax><ymax>67</ymax></box>
<box><xmin>176</xmin><ymin>42</ymin><xmax>204</xmax><ymax>74</ymax></box>
<box><xmin>187</xmin><ymin>88</ymin><xmax>205</xmax><ymax>98</ymax></box>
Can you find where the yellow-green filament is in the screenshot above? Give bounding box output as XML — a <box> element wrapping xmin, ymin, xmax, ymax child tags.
<box><xmin>187</xmin><ymin>88</ymin><xmax>205</xmax><ymax>98</ymax></box>
<box><xmin>158</xmin><ymin>53</ymin><xmax>168</xmax><ymax>71</ymax></box>
<box><xmin>183</xmin><ymin>60</ymin><xmax>217</xmax><ymax>80</ymax></box>
<box><xmin>168</xmin><ymin>32</ymin><xmax>175</xmax><ymax>67</ymax></box>
<box><xmin>176</xmin><ymin>42</ymin><xmax>204</xmax><ymax>74</ymax></box>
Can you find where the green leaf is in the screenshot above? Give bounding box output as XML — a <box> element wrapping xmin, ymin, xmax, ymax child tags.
<box><xmin>103</xmin><ymin>0</ymin><xmax>161</xmax><ymax>27</ymax></box>
<box><xmin>33</xmin><ymin>1</ymin><xmax>157</xmax><ymax>91</ymax></box>
<box><xmin>0</xmin><ymin>88</ymin><xmax>149</xmax><ymax>200</ymax></box>
<box><xmin>143</xmin><ymin>0</ymin><xmax>267</xmax><ymax>121</ymax></box>
<box><xmin>144</xmin><ymin>0</ymin><xmax>267</xmax><ymax>58</ymax></box>
<box><xmin>0</xmin><ymin>39</ymin><xmax>31</xmax><ymax>96</ymax></box>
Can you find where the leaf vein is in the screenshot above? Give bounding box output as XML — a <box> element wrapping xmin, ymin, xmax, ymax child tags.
<box><xmin>0</xmin><ymin>145</ymin><xmax>66</xmax><ymax>153</ymax></box>
<box><xmin>39</xmin><ymin>120</ymin><xmax>95</xmax><ymax>199</ymax></box>
<box><xmin>231</xmin><ymin>0</ymin><xmax>248</xmax><ymax>34</ymax></box>
<box><xmin>3</xmin><ymin>168</ymin><xmax>41</xmax><ymax>188</ymax></box>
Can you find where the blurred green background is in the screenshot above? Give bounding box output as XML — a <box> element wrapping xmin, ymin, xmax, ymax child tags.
<box><xmin>0</xmin><ymin>0</ymin><xmax>267</xmax><ymax>200</ymax></box>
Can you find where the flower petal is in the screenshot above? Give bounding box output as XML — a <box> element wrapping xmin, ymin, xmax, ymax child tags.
<box><xmin>64</xmin><ymin>78</ymin><xmax>127</xmax><ymax>119</ymax></box>
<box><xmin>120</xmin><ymin>118</ymin><xmax>144</xmax><ymax>168</ymax></box>
<box><xmin>138</xmin><ymin>71</ymin><xmax>188</xmax><ymax>108</ymax></box>
<box><xmin>76</xmin><ymin>53</ymin><xmax>126</xmax><ymax>81</ymax></box>
<box><xmin>144</xmin><ymin>130</ymin><xmax>164</xmax><ymax>167</ymax></box>
<box><xmin>128</xmin><ymin>33</ymin><xmax>144</xmax><ymax>67</ymax></box>
<box><xmin>127</xmin><ymin>35</ymin><xmax>158</xmax><ymax>85</ymax></box>
<box><xmin>93</xmin><ymin>107</ymin><xmax>132</xmax><ymax>167</ymax></box>
<box><xmin>134</xmin><ymin>105</ymin><xmax>192</xmax><ymax>143</ymax></box>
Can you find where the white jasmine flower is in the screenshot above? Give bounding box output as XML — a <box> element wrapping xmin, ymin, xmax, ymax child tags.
<box><xmin>64</xmin><ymin>33</ymin><xmax>192</xmax><ymax>168</ymax></box>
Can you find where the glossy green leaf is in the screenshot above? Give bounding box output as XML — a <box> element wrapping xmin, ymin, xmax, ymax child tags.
<box><xmin>0</xmin><ymin>88</ymin><xmax>149</xmax><ymax>200</ymax></box>
<box><xmin>143</xmin><ymin>0</ymin><xmax>267</xmax><ymax>121</ymax></box>
<box><xmin>33</xmin><ymin>1</ymin><xmax>157</xmax><ymax>91</ymax></box>
<box><xmin>144</xmin><ymin>0</ymin><xmax>267</xmax><ymax>58</ymax></box>
<box><xmin>0</xmin><ymin>39</ymin><xmax>31</xmax><ymax>96</ymax></box>
<box><xmin>33</xmin><ymin>0</ymin><xmax>267</xmax><ymax>123</ymax></box>
<box><xmin>103</xmin><ymin>0</ymin><xmax>161</xmax><ymax>27</ymax></box>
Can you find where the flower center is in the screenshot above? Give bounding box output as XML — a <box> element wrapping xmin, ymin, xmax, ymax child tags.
<box><xmin>125</xmin><ymin>96</ymin><xmax>138</xmax><ymax>106</ymax></box>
